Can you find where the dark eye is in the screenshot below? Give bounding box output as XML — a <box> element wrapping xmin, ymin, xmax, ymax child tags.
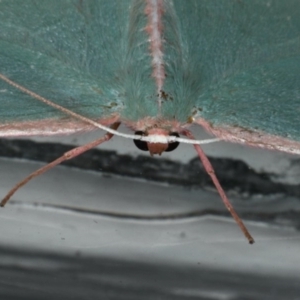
<box><xmin>133</xmin><ymin>131</ymin><xmax>148</xmax><ymax>151</ymax></box>
<box><xmin>165</xmin><ymin>132</ymin><xmax>180</xmax><ymax>152</ymax></box>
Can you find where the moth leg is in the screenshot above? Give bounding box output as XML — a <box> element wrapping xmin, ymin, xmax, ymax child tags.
<box><xmin>1</xmin><ymin>122</ymin><xmax>120</xmax><ymax>207</ymax></box>
<box><xmin>183</xmin><ymin>130</ymin><xmax>254</xmax><ymax>244</ymax></box>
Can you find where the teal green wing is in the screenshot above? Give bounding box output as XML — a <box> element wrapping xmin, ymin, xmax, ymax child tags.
<box><xmin>2</xmin><ymin>0</ymin><xmax>300</xmax><ymax>145</ymax></box>
<box><xmin>168</xmin><ymin>0</ymin><xmax>300</xmax><ymax>143</ymax></box>
<box><xmin>0</xmin><ymin>0</ymin><xmax>132</xmax><ymax>131</ymax></box>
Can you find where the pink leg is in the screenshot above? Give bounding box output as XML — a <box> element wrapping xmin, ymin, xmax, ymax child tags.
<box><xmin>183</xmin><ymin>130</ymin><xmax>254</xmax><ymax>244</ymax></box>
<box><xmin>1</xmin><ymin>122</ymin><xmax>120</xmax><ymax>207</ymax></box>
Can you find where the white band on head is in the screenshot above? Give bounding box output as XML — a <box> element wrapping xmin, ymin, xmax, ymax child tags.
<box><xmin>135</xmin><ymin>134</ymin><xmax>220</xmax><ymax>145</ymax></box>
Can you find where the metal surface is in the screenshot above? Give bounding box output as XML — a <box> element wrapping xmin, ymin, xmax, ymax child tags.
<box><xmin>0</xmin><ymin>132</ymin><xmax>300</xmax><ymax>299</ymax></box>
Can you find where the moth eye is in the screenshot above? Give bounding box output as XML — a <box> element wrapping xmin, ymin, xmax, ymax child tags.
<box><xmin>165</xmin><ymin>132</ymin><xmax>180</xmax><ymax>152</ymax></box>
<box><xmin>133</xmin><ymin>131</ymin><xmax>148</xmax><ymax>151</ymax></box>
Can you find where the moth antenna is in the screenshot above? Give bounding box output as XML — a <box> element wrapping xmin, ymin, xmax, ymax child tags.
<box><xmin>183</xmin><ymin>130</ymin><xmax>255</xmax><ymax>244</ymax></box>
<box><xmin>0</xmin><ymin>73</ymin><xmax>220</xmax><ymax>145</ymax></box>
<box><xmin>0</xmin><ymin>123</ymin><xmax>120</xmax><ymax>207</ymax></box>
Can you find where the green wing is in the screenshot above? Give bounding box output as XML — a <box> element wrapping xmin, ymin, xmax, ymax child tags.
<box><xmin>170</xmin><ymin>0</ymin><xmax>300</xmax><ymax>140</ymax></box>
<box><xmin>0</xmin><ymin>0</ymin><xmax>132</xmax><ymax>124</ymax></box>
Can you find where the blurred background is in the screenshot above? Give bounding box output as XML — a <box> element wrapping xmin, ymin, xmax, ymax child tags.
<box><xmin>0</xmin><ymin>125</ymin><xmax>300</xmax><ymax>300</ymax></box>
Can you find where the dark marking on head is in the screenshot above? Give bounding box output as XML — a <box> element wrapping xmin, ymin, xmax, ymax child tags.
<box><xmin>133</xmin><ymin>131</ymin><xmax>148</xmax><ymax>151</ymax></box>
<box><xmin>133</xmin><ymin>131</ymin><xmax>180</xmax><ymax>154</ymax></box>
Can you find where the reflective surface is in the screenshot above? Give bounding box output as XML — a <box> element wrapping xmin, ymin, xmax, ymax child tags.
<box><xmin>0</xmin><ymin>131</ymin><xmax>300</xmax><ymax>299</ymax></box>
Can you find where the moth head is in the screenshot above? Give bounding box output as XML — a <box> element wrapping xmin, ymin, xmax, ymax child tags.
<box><xmin>133</xmin><ymin>128</ymin><xmax>180</xmax><ymax>156</ymax></box>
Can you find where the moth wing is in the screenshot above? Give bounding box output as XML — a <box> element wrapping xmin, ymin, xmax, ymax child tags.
<box><xmin>0</xmin><ymin>0</ymin><xmax>131</xmax><ymax>135</ymax></box>
<box><xmin>172</xmin><ymin>0</ymin><xmax>300</xmax><ymax>151</ymax></box>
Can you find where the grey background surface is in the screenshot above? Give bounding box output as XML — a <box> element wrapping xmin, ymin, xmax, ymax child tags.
<box><xmin>0</xmin><ymin>125</ymin><xmax>300</xmax><ymax>299</ymax></box>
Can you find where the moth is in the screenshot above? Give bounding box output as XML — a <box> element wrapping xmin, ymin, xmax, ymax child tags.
<box><xmin>1</xmin><ymin>0</ymin><xmax>300</xmax><ymax>244</ymax></box>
